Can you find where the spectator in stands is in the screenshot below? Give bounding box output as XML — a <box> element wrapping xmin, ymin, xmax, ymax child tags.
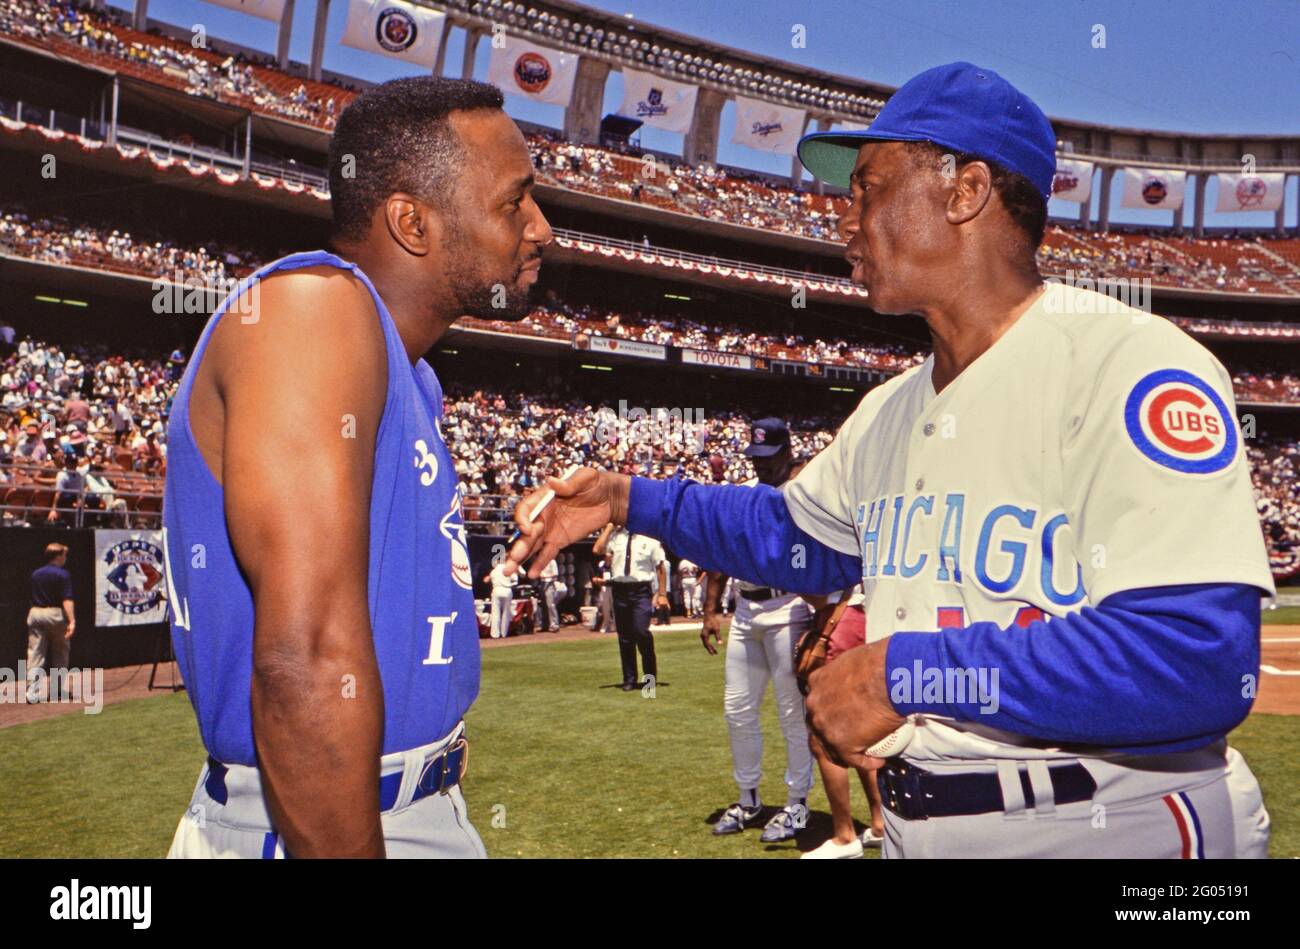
<box><xmin>48</xmin><ymin>449</ymin><xmax>83</xmax><ymax>523</ymax></box>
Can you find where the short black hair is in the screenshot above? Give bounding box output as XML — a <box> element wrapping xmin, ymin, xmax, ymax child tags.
<box><xmin>908</xmin><ymin>141</ymin><xmax>1047</xmax><ymax>253</ymax></box>
<box><xmin>328</xmin><ymin>76</ymin><xmax>505</xmax><ymax>242</ymax></box>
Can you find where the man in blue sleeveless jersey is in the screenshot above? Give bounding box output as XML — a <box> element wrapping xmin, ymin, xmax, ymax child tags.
<box><xmin>163</xmin><ymin>77</ymin><xmax>552</xmax><ymax>858</ymax></box>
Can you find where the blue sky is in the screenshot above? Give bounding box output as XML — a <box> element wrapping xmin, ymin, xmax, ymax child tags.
<box><xmin>114</xmin><ymin>0</ymin><xmax>1300</xmax><ymax>229</ymax></box>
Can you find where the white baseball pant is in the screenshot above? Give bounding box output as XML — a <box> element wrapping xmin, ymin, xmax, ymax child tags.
<box><xmin>723</xmin><ymin>608</ymin><xmax>814</xmax><ymax>803</ymax></box>
<box><xmin>878</xmin><ymin>741</ymin><xmax>1267</xmax><ymax>858</ymax></box>
<box><xmin>489</xmin><ymin>590</ymin><xmax>512</xmax><ymax>639</ymax></box>
<box><xmin>167</xmin><ymin>724</ymin><xmax>486</xmax><ymax>858</ymax></box>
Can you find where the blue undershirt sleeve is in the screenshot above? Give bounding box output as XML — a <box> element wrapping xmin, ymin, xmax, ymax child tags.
<box><xmin>886</xmin><ymin>582</ymin><xmax>1261</xmax><ymax>753</ymax></box>
<box><xmin>626</xmin><ymin>476</ymin><xmax>861</xmax><ymax>595</ymax></box>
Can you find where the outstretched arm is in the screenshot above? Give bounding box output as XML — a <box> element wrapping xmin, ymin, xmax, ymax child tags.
<box><xmin>505</xmin><ymin>470</ymin><xmax>860</xmax><ymax>596</ymax></box>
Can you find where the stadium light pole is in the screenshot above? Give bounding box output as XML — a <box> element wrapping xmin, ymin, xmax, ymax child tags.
<box><xmin>462</xmin><ymin>28</ymin><xmax>483</xmax><ymax>79</ymax></box>
<box><xmin>310</xmin><ymin>0</ymin><xmax>331</xmax><ymax>82</ymax></box>
<box><xmin>1097</xmin><ymin>166</ymin><xmax>1116</xmax><ymax>233</ymax></box>
<box><xmin>132</xmin><ymin>0</ymin><xmax>148</xmax><ymax>32</ymax></box>
<box><xmin>276</xmin><ymin>0</ymin><xmax>295</xmax><ymax>72</ymax></box>
<box><xmin>1193</xmin><ymin>174</ymin><xmax>1207</xmax><ymax>238</ymax></box>
<box><xmin>433</xmin><ymin>17</ymin><xmax>455</xmax><ymax>76</ymax></box>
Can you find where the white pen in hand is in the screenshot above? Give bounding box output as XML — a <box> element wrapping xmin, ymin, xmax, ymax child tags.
<box><xmin>505</xmin><ymin>464</ymin><xmax>581</xmax><ymax>549</ymax></box>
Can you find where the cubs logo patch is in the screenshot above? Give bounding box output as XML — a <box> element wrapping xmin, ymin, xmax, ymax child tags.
<box><xmin>1123</xmin><ymin>369</ymin><xmax>1236</xmax><ymax>474</ymax></box>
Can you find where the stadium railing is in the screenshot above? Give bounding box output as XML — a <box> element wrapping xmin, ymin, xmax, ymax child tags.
<box><xmin>0</xmin><ymin>463</ymin><xmax>163</xmax><ymax>530</ymax></box>
<box><xmin>550</xmin><ymin>227</ymin><xmax>858</xmax><ymax>288</ymax></box>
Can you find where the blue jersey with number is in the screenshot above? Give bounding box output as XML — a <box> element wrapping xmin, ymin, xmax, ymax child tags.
<box><xmin>162</xmin><ymin>251</ymin><xmax>480</xmax><ymax>766</ymax></box>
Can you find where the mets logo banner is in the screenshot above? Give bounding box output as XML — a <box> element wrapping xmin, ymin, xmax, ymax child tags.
<box><xmin>487</xmin><ymin>36</ymin><xmax>578</xmax><ymax>106</ymax></box>
<box><xmin>1051</xmin><ymin>158</ymin><xmax>1094</xmax><ymax>204</ymax></box>
<box><xmin>94</xmin><ymin>530</ymin><xmax>169</xmax><ymax>627</ymax></box>
<box><xmin>203</xmin><ymin>0</ymin><xmax>287</xmax><ymax>21</ymax></box>
<box><xmin>341</xmin><ymin>0</ymin><xmax>446</xmax><ymax>68</ymax></box>
<box><xmin>1214</xmin><ymin>173</ymin><xmax>1285</xmax><ymax>213</ymax></box>
<box><xmin>618</xmin><ymin>68</ymin><xmax>698</xmax><ymax>134</ymax></box>
<box><xmin>1120</xmin><ymin>167</ymin><xmax>1187</xmax><ymax>211</ymax></box>
<box><xmin>731</xmin><ymin>95</ymin><xmax>806</xmax><ymax>155</ymax></box>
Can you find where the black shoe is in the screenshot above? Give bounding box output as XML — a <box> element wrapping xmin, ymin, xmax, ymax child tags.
<box><xmin>621</xmin><ymin>681</ymin><xmax>637</xmax><ymax>691</ymax></box>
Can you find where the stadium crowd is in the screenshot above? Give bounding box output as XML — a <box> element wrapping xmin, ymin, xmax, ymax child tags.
<box><xmin>0</xmin><ymin>335</ymin><xmax>176</xmax><ymax>526</ymax></box>
<box><xmin>0</xmin><ymin>0</ymin><xmax>350</xmax><ymax>129</ymax></box>
<box><xmin>0</xmin><ymin>210</ymin><xmax>258</xmax><ymax>286</ymax></box>
<box><xmin>4</xmin><ymin>0</ymin><xmax>1299</xmax><ymax>299</ymax></box>
<box><xmin>528</xmin><ymin>133</ymin><xmax>846</xmax><ymax>241</ymax></box>
<box><xmin>2</xmin><ymin>332</ymin><xmax>1298</xmax><ymax>580</ymax></box>
<box><xmin>1249</xmin><ymin>436</ymin><xmax>1300</xmax><ymax>577</ymax></box>
<box><xmin>4</xmin><ymin>209</ymin><xmax>1297</xmax><ymax>396</ymax></box>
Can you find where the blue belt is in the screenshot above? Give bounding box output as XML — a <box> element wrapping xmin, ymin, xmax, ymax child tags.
<box><xmin>878</xmin><ymin>758</ymin><xmax>1096</xmax><ymax>821</ymax></box>
<box><xmin>204</xmin><ymin>736</ymin><xmax>469</xmax><ymax>814</ymax></box>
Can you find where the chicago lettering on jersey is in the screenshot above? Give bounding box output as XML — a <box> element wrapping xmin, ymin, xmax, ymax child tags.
<box><xmin>854</xmin><ymin>493</ymin><xmax>1086</xmax><ymax>606</ymax></box>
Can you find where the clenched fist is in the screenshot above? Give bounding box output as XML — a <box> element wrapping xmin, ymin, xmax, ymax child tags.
<box><xmin>804</xmin><ymin>638</ymin><xmax>906</xmax><ymax>771</ymax></box>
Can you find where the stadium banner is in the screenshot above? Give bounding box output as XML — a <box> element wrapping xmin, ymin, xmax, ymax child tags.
<box><xmin>1214</xmin><ymin>173</ymin><xmax>1286</xmax><ymax>213</ymax></box>
<box><xmin>341</xmin><ymin>0</ymin><xmax>446</xmax><ymax>68</ymax></box>
<box><xmin>574</xmin><ymin>335</ymin><xmax>667</xmax><ymax>361</ymax></box>
<box><xmin>203</xmin><ymin>0</ymin><xmax>287</xmax><ymax>20</ymax></box>
<box><xmin>731</xmin><ymin>96</ymin><xmax>806</xmax><ymax>155</ymax></box>
<box><xmin>94</xmin><ymin>530</ymin><xmax>169</xmax><ymax>627</ymax></box>
<box><xmin>1051</xmin><ymin>158</ymin><xmax>1094</xmax><ymax>203</ymax></box>
<box><xmin>682</xmin><ymin>348</ymin><xmax>753</xmax><ymax>370</ymax></box>
<box><xmin>487</xmin><ymin>36</ymin><xmax>579</xmax><ymax>106</ymax></box>
<box><xmin>618</xmin><ymin>68</ymin><xmax>698</xmax><ymax>134</ymax></box>
<box><xmin>835</xmin><ymin>120</ymin><xmax>869</xmax><ymax>132</ymax></box>
<box><xmin>1120</xmin><ymin>167</ymin><xmax>1186</xmax><ymax>211</ymax></box>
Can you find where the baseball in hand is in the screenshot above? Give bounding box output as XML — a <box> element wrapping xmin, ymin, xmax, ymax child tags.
<box><xmin>866</xmin><ymin>718</ymin><xmax>916</xmax><ymax>758</ymax></box>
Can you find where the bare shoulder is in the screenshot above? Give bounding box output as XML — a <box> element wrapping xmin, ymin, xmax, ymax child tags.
<box><xmin>190</xmin><ymin>265</ymin><xmax>387</xmax><ymax>482</ymax></box>
<box><xmin>210</xmin><ymin>265</ymin><xmax>383</xmax><ymax>374</ymax></box>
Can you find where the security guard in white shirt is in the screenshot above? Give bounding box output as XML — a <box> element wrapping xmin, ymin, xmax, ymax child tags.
<box><xmin>595</xmin><ymin>523</ymin><xmax>668</xmax><ymax>691</ymax></box>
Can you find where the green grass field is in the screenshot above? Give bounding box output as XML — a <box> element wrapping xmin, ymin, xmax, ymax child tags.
<box><xmin>1</xmin><ymin>629</ymin><xmax>1297</xmax><ymax>858</ymax></box>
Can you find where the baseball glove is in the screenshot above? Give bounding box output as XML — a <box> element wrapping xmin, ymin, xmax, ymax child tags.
<box><xmin>794</xmin><ymin>598</ymin><xmax>851</xmax><ymax>696</ymax></box>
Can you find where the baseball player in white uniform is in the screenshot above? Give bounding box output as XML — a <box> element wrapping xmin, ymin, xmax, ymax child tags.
<box><xmin>506</xmin><ymin>63</ymin><xmax>1274</xmax><ymax>859</ymax></box>
<box><xmin>485</xmin><ymin>560</ymin><xmax>516</xmax><ymax>639</ymax></box>
<box><xmin>677</xmin><ymin>559</ymin><xmax>702</xmax><ymax>618</ymax></box>
<box><xmin>702</xmin><ymin>419</ymin><xmax>815</xmax><ymax>843</ymax></box>
<box><xmin>538</xmin><ymin>556</ymin><xmax>561</xmax><ymax>631</ymax></box>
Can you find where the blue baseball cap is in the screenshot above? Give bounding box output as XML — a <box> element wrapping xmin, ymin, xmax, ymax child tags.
<box><xmin>798</xmin><ymin>62</ymin><xmax>1056</xmax><ymax>201</ymax></box>
<box><xmin>744</xmin><ymin>418</ymin><xmax>791</xmax><ymax>458</ymax></box>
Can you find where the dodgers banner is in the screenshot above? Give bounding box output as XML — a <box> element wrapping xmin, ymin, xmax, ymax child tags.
<box><xmin>1214</xmin><ymin>173</ymin><xmax>1285</xmax><ymax>213</ymax></box>
<box><xmin>203</xmin><ymin>0</ymin><xmax>287</xmax><ymax>20</ymax></box>
<box><xmin>1120</xmin><ymin>167</ymin><xmax>1186</xmax><ymax>211</ymax></box>
<box><xmin>342</xmin><ymin>0</ymin><xmax>446</xmax><ymax>68</ymax></box>
<box><xmin>487</xmin><ymin>36</ymin><xmax>578</xmax><ymax>106</ymax></box>
<box><xmin>731</xmin><ymin>95</ymin><xmax>806</xmax><ymax>155</ymax></box>
<box><xmin>618</xmin><ymin>68</ymin><xmax>698</xmax><ymax>134</ymax></box>
<box><xmin>94</xmin><ymin>530</ymin><xmax>169</xmax><ymax>627</ymax></box>
<box><xmin>1051</xmin><ymin>158</ymin><xmax>1094</xmax><ymax>204</ymax></box>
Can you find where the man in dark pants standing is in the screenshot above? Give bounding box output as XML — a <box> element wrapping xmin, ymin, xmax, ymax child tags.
<box><xmin>27</xmin><ymin>543</ymin><xmax>76</xmax><ymax>703</ymax></box>
<box><xmin>594</xmin><ymin>523</ymin><xmax>668</xmax><ymax>691</ymax></box>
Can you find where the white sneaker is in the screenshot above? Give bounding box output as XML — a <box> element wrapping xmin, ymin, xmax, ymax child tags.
<box><xmin>801</xmin><ymin>837</ymin><xmax>864</xmax><ymax>859</ymax></box>
<box><xmin>860</xmin><ymin>827</ymin><xmax>884</xmax><ymax>848</ymax></box>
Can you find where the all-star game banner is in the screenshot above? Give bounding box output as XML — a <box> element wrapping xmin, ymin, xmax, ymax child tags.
<box><xmin>94</xmin><ymin>530</ymin><xmax>169</xmax><ymax>627</ymax></box>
